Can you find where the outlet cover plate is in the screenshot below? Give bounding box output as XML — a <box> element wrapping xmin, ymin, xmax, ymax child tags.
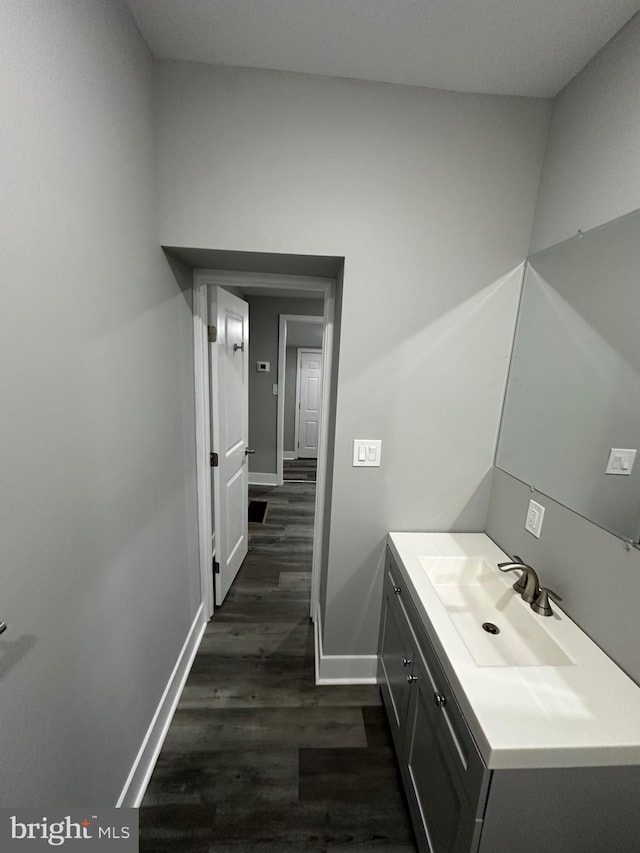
<box><xmin>525</xmin><ymin>499</ymin><xmax>545</xmax><ymax>538</ymax></box>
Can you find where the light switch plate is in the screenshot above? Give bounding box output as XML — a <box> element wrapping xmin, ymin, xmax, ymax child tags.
<box><xmin>605</xmin><ymin>448</ymin><xmax>636</xmax><ymax>475</ymax></box>
<box><xmin>353</xmin><ymin>439</ymin><xmax>382</xmax><ymax>467</ymax></box>
<box><xmin>525</xmin><ymin>499</ymin><xmax>545</xmax><ymax>538</ymax></box>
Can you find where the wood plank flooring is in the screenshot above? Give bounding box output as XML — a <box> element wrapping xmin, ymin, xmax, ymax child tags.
<box><xmin>139</xmin><ymin>479</ymin><xmax>416</xmax><ymax>852</ymax></box>
<box><xmin>283</xmin><ymin>458</ymin><xmax>317</xmax><ymax>482</ymax></box>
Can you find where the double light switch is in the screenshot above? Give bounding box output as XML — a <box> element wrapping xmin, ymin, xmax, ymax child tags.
<box><xmin>353</xmin><ymin>439</ymin><xmax>382</xmax><ymax>467</ymax></box>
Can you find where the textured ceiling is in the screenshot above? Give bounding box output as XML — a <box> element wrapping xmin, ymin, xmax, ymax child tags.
<box><xmin>127</xmin><ymin>0</ymin><xmax>640</xmax><ymax>97</ymax></box>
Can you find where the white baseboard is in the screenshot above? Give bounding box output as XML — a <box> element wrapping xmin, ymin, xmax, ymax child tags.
<box><xmin>283</xmin><ymin>451</ymin><xmax>297</xmax><ymax>461</ymax></box>
<box><xmin>116</xmin><ymin>604</ymin><xmax>207</xmax><ymax>807</ymax></box>
<box><xmin>314</xmin><ymin>603</ymin><xmax>378</xmax><ymax>685</ymax></box>
<box><xmin>249</xmin><ymin>473</ymin><xmax>278</xmax><ymax>486</ymax></box>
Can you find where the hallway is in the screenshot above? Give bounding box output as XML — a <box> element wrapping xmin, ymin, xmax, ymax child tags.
<box><xmin>139</xmin><ymin>479</ymin><xmax>416</xmax><ymax>851</ymax></box>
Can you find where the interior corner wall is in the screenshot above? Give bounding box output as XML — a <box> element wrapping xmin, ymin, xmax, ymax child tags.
<box><xmin>486</xmin><ymin>12</ymin><xmax>640</xmax><ymax>685</ymax></box>
<box><xmin>155</xmin><ymin>61</ymin><xmax>552</xmax><ymax>658</ymax></box>
<box><xmin>0</xmin><ymin>1</ymin><xmax>201</xmax><ymax>806</ymax></box>
<box><xmin>247</xmin><ymin>296</ymin><xmax>324</xmax><ymax>475</ymax></box>
<box><xmin>529</xmin><ymin>12</ymin><xmax>640</xmax><ymax>253</ymax></box>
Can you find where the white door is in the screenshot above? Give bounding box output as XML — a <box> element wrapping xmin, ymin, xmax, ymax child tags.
<box><xmin>295</xmin><ymin>348</ymin><xmax>323</xmax><ymax>459</ymax></box>
<box><xmin>211</xmin><ymin>288</ymin><xmax>250</xmax><ymax>605</ymax></box>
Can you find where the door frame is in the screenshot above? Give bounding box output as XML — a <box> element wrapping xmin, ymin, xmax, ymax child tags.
<box><xmin>294</xmin><ymin>347</ymin><xmax>323</xmax><ymax>460</ymax></box>
<box><xmin>193</xmin><ymin>270</ymin><xmax>335</xmax><ymax>622</ymax></box>
<box><xmin>277</xmin><ymin>316</ymin><xmax>324</xmax><ymax>477</ymax></box>
<box><xmin>192</xmin><ymin>282</ymin><xmax>215</xmax><ymax>619</ymax></box>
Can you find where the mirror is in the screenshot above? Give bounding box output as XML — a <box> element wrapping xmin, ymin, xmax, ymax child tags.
<box><xmin>496</xmin><ymin>209</ymin><xmax>640</xmax><ymax>544</ymax></box>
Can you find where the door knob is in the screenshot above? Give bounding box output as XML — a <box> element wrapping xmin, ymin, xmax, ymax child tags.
<box><xmin>393</xmin><ymin>586</ymin><xmax>401</xmax><ymax>595</ymax></box>
<box><xmin>434</xmin><ymin>692</ymin><xmax>447</xmax><ymax>708</ymax></box>
<box><xmin>245</xmin><ymin>448</ymin><xmax>255</xmax><ymax>455</ymax></box>
<box><xmin>402</xmin><ymin>656</ymin><xmax>412</xmax><ymax>667</ymax></box>
<box><xmin>407</xmin><ymin>674</ymin><xmax>418</xmax><ymax>684</ymax></box>
<box><xmin>0</xmin><ymin>622</ymin><xmax>7</xmax><ymax>636</ymax></box>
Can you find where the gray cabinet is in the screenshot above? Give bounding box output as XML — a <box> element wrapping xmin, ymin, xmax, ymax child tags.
<box><xmin>378</xmin><ymin>547</ymin><xmax>640</xmax><ymax>853</ymax></box>
<box><xmin>378</xmin><ymin>551</ymin><xmax>488</xmax><ymax>853</ymax></box>
<box><xmin>378</xmin><ymin>558</ymin><xmax>416</xmax><ymax>752</ymax></box>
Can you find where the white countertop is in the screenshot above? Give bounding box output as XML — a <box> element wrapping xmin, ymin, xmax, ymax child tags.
<box><xmin>388</xmin><ymin>531</ymin><xmax>640</xmax><ymax>770</ymax></box>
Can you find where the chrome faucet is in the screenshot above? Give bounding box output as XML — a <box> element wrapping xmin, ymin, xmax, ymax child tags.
<box><xmin>497</xmin><ymin>556</ymin><xmax>563</xmax><ymax>616</ymax></box>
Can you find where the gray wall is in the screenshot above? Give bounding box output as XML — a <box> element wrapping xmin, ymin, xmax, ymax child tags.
<box><xmin>284</xmin><ymin>346</ymin><xmax>299</xmax><ymax>453</ymax></box>
<box><xmin>155</xmin><ymin>62</ymin><xmax>551</xmax><ymax>655</ymax></box>
<box><xmin>487</xmin><ymin>13</ymin><xmax>640</xmax><ymax>686</ymax></box>
<box><xmin>529</xmin><ymin>12</ymin><xmax>640</xmax><ymax>254</ymax></box>
<box><xmin>487</xmin><ymin>470</ymin><xmax>640</xmax><ymax>685</ymax></box>
<box><xmin>0</xmin><ymin>1</ymin><xmax>201</xmax><ymax>806</ymax></box>
<box><xmin>247</xmin><ymin>297</ymin><xmax>324</xmax><ymax>473</ymax></box>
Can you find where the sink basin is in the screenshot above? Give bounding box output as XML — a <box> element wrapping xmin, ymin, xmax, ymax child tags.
<box><xmin>418</xmin><ymin>556</ymin><xmax>574</xmax><ymax>667</ymax></box>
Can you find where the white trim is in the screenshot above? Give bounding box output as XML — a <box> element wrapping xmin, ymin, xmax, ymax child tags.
<box><xmin>314</xmin><ymin>603</ymin><xmax>378</xmax><ymax>685</ymax></box>
<box><xmin>117</xmin><ymin>605</ymin><xmax>207</xmax><ymax>807</ymax></box>
<box><xmin>192</xmin><ymin>282</ymin><xmax>214</xmax><ymax>620</ymax></box>
<box><xmin>195</xmin><ymin>270</ymin><xmax>336</xmax><ymax>624</ymax></box>
<box><xmin>283</xmin><ymin>451</ymin><xmax>297</xmax><ymax>461</ymax></box>
<box><xmin>248</xmin><ymin>472</ymin><xmax>278</xmax><ymax>486</ymax></box>
<box><xmin>197</xmin><ymin>269</ymin><xmax>334</xmax><ymax>292</ymax></box>
<box><xmin>278</xmin><ymin>316</ymin><xmax>324</xmax><ymax>482</ymax></box>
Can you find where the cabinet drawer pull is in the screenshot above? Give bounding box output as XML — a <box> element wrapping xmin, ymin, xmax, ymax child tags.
<box><xmin>402</xmin><ymin>656</ymin><xmax>412</xmax><ymax>667</ymax></box>
<box><xmin>407</xmin><ymin>674</ymin><xmax>418</xmax><ymax>683</ymax></box>
<box><xmin>434</xmin><ymin>692</ymin><xmax>447</xmax><ymax>708</ymax></box>
<box><xmin>393</xmin><ymin>586</ymin><xmax>402</xmax><ymax>595</ymax></box>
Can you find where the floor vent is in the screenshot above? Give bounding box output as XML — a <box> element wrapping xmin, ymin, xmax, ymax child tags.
<box><xmin>248</xmin><ymin>500</ymin><xmax>268</xmax><ymax>524</ymax></box>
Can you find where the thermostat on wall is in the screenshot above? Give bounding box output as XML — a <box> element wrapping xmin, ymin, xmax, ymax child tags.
<box><xmin>256</xmin><ymin>361</ymin><xmax>270</xmax><ymax>373</ymax></box>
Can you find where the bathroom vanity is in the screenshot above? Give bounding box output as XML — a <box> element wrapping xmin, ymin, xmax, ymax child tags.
<box><xmin>379</xmin><ymin>532</ymin><xmax>640</xmax><ymax>853</ymax></box>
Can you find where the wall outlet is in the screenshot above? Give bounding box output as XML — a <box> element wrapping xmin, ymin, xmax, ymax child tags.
<box><xmin>525</xmin><ymin>499</ymin><xmax>545</xmax><ymax>538</ymax></box>
<box><xmin>256</xmin><ymin>361</ymin><xmax>270</xmax><ymax>372</ymax></box>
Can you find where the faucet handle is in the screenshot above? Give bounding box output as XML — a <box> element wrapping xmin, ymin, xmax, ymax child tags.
<box><xmin>531</xmin><ymin>587</ymin><xmax>562</xmax><ymax>617</ymax></box>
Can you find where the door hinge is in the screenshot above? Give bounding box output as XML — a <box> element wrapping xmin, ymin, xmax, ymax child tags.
<box><xmin>213</xmin><ymin>559</ymin><xmax>220</xmax><ymax>575</ymax></box>
<box><xmin>208</xmin><ymin>325</ymin><xmax>217</xmax><ymax>343</ymax></box>
<box><xmin>210</xmin><ymin>452</ymin><xmax>219</xmax><ymax>467</ymax></box>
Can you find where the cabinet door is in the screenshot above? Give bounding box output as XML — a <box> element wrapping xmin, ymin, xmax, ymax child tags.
<box><xmin>404</xmin><ymin>643</ymin><xmax>483</xmax><ymax>853</ymax></box>
<box><xmin>378</xmin><ymin>562</ymin><xmax>415</xmax><ymax>752</ymax></box>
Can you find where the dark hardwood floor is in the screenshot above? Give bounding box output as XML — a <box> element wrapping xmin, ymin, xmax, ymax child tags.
<box><xmin>139</xmin><ymin>479</ymin><xmax>416</xmax><ymax>852</ymax></box>
<box><xmin>283</xmin><ymin>458</ymin><xmax>317</xmax><ymax>482</ymax></box>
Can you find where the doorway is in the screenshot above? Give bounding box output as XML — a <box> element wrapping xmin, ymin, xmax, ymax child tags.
<box><xmin>277</xmin><ymin>315</ymin><xmax>324</xmax><ymax>484</ymax></box>
<box><xmin>295</xmin><ymin>348</ymin><xmax>323</xmax><ymax>460</ymax></box>
<box><xmin>192</xmin><ymin>270</ymin><xmax>336</xmax><ymax>623</ymax></box>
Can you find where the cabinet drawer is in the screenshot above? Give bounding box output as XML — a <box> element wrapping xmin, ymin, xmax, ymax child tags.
<box><xmin>378</xmin><ymin>559</ymin><xmax>417</xmax><ymax>751</ymax></box>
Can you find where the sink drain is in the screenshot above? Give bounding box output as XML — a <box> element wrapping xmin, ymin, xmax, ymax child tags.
<box><xmin>482</xmin><ymin>622</ymin><xmax>500</xmax><ymax>635</ymax></box>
